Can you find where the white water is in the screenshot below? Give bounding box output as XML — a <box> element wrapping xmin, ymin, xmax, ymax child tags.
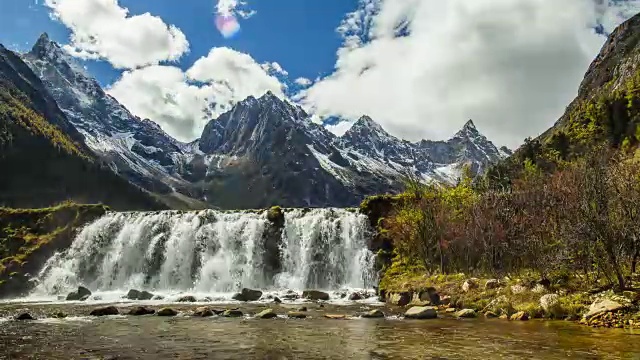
<box><xmin>27</xmin><ymin>208</ymin><xmax>376</xmax><ymax>302</ymax></box>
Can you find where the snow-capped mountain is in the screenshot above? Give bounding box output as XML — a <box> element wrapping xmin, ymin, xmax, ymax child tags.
<box><xmin>21</xmin><ymin>34</ymin><xmax>509</xmax><ymax>209</ymax></box>
<box><xmin>193</xmin><ymin>92</ymin><xmax>509</xmax><ymax>207</ymax></box>
<box><xmin>21</xmin><ymin>33</ymin><xmax>203</xmax><ymax>206</ymax></box>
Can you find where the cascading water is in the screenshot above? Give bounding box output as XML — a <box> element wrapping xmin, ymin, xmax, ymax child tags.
<box><xmin>30</xmin><ymin>208</ymin><xmax>376</xmax><ymax>301</ymax></box>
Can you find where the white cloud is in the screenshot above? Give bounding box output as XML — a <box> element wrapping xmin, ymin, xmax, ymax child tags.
<box><xmin>44</xmin><ymin>0</ymin><xmax>189</xmax><ymax>69</ymax></box>
<box><xmin>216</xmin><ymin>0</ymin><xmax>255</xmax><ymax>19</ymax></box>
<box><xmin>299</xmin><ymin>0</ymin><xmax>640</xmax><ymax>148</ymax></box>
<box><xmin>294</xmin><ymin>77</ymin><xmax>313</xmax><ymax>87</ymax></box>
<box><xmin>260</xmin><ymin>61</ymin><xmax>289</xmax><ymax>76</ymax></box>
<box><xmin>108</xmin><ymin>48</ymin><xmax>287</xmax><ymax>142</ymax></box>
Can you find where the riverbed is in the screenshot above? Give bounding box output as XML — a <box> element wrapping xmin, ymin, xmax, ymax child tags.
<box><xmin>1</xmin><ymin>302</ymin><xmax>639</xmax><ymax>359</ymax></box>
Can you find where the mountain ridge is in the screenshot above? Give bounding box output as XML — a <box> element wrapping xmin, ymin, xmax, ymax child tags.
<box><xmin>17</xmin><ymin>34</ymin><xmax>509</xmax><ymax>209</ymax></box>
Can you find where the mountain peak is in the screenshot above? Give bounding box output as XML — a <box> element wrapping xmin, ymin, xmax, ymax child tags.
<box><xmin>352</xmin><ymin>115</ymin><xmax>385</xmax><ymax>133</ymax></box>
<box><xmin>30</xmin><ymin>32</ymin><xmax>60</xmax><ymax>58</ymax></box>
<box><xmin>463</xmin><ymin>119</ymin><xmax>476</xmax><ymax>131</ymax></box>
<box><xmin>454</xmin><ymin>119</ymin><xmax>481</xmax><ymax>139</ymax></box>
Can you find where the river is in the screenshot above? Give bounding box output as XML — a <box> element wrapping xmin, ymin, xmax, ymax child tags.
<box><xmin>0</xmin><ymin>301</ymin><xmax>639</xmax><ymax>359</ymax></box>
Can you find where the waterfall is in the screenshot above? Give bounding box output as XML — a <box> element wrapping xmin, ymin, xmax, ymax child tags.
<box><xmin>31</xmin><ymin>208</ymin><xmax>376</xmax><ymax>300</ymax></box>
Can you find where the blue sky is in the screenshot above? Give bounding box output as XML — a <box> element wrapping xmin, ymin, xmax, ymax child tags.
<box><xmin>1</xmin><ymin>0</ymin><xmax>640</xmax><ymax>147</ymax></box>
<box><xmin>0</xmin><ymin>0</ymin><xmax>354</xmax><ymax>88</ymax></box>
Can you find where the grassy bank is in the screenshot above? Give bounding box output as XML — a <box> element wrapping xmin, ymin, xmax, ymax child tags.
<box><xmin>0</xmin><ymin>201</ymin><xmax>108</xmax><ymax>297</ymax></box>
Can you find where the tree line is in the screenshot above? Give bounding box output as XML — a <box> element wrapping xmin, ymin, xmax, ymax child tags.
<box><xmin>386</xmin><ymin>148</ymin><xmax>640</xmax><ymax>290</ymax></box>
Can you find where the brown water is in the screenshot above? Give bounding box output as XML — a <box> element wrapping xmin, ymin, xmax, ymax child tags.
<box><xmin>1</xmin><ymin>302</ymin><xmax>640</xmax><ymax>359</ymax></box>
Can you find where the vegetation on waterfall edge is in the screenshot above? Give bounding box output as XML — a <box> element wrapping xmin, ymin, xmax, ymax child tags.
<box><xmin>0</xmin><ymin>201</ymin><xmax>108</xmax><ymax>296</ymax></box>
<box><xmin>361</xmin><ymin>67</ymin><xmax>640</xmax><ymax>326</ymax></box>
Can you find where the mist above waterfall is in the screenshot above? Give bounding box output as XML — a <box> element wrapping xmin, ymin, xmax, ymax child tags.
<box><xmin>31</xmin><ymin>208</ymin><xmax>376</xmax><ymax>300</ymax></box>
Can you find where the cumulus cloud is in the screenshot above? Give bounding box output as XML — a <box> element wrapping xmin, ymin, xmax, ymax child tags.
<box><xmin>108</xmin><ymin>48</ymin><xmax>287</xmax><ymax>142</ymax></box>
<box><xmin>216</xmin><ymin>0</ymin><xmax>255</xmax><ymax>19</ymax></box>
<box><xmin>260</xmin><ymin>62</ymin><xmax>289</xmax><ymax>76</ymax></box>
<box><xmin>44</xmin><ymin>0</ymin><xmax>189</xmax><ymax>69</ymax></box>
<box><xmin>299</xmin><ymin>0</ymin><xmax>640</xmax><ymax>148</ymax></box>
<box><xmin>294</xmin><ymin>77</ymin><xmax>313</xmax><ymax>87</ymax></box>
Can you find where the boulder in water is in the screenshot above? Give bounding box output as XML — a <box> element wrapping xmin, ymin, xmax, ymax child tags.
<box><xmin>193</xmin><ymin>307</ymin><xmax>214</xmax><ymax>317</ymax></box>
<box><xmin>157</xmin><ymin>308</ymin><xmax>178</xmax><ymax>317</ymax></box>
<box><xmin>404</xmin><ymin>306</ymin><xmax>437</xmax><ymax>319</ymax></box>
<box><xmin>302</xmin><ymin>290</ymin><xmax>330</xmax><ymax>301</ymax></box>
<box><xmin>485</xmin><ymin>311</ymin><xmax>499</xmax><ymax>318</ymax></box>
<box><xmin>287</xmin><ymin>311</ymin><xmax>307</xmax><ymax>319</ymax></box>
<box><xmin>223</xmin><ymin>309</ymin><xmax>243</xmax><ymax>317</ymax></box>
<box><xmin>128</xmin><ymin>307</ymin><xmax>155</xmax><ymax>316</ymax></box>
<box><xmin>126</xmin><ymin>289</ymin><xmax>142</xmax><ymax>300</ymax></box>
<box><xmin>324</xmin><ymin>314</ymin><xmax>347</xmax><ymax>319</ymax></box>
<box><xmin>455</xmin><ymin>309</ymin><xmax>477</xmax><ymax>318</ymax></box>
<box><xmin>90</xmin><ymin>306</ymin><xmax>119</xmax><ymax>316</ymax></box>
<box><xmin>66</xmin><ymin>286</ymin><xmax>92</xmax><ymax>301</ymax></box>
<box><xmin>79</xmin><ymin>295</ymin><xmax>90</xmax><ymax>301</ymax></box>
<box><xmin>273</xmin><ymin>297</ymin><xmax>282</xmax><ymax>304</ymax></box>
<box><xmin>15</xmin><ymin>312</ymin><xmax>34</xmax><ymax>320</ymax></box>
<box><xmin>232</xmin><ymin>288</ymin><xmax>263</xmax><ymax>302</ymax></box>
<box><xmin>297</xmin><ymin>306</ymin><xmax>308</xmax><ymax>312</ymax></box>
<box><xmin>127</xmin><ymin>289</ymin><xmax>155</xmax><ymax>301</ymax></box>
<box><xmin>348</xmin><ymin>292</ymin><xmax>363</xmax><ymax>301</ymax></box>
<box><xmin>51</xmin><ymin>312</ymin><xmax>67</xmax><ymax>319</ymax></box>
<box><xmin>255</xmin><ymin>309</ymin><xmax>278</xmax><ymax>319</ymax></box>
<box><xmin>361</xmin><ymin>309</ymin><xmax>385</xmax><ymax>318</ymax></box>
<box><xmin>212</xmin><ymin>308</ymin><xmax>225</xmax><ymax>315</ymax></box>
<box><xmin>510</xmin><ymin>311</ymin><xmax>529</xmax><ymax>321</ymax></box>
<box><xmin>177</xmin><ymin>295</ymin><xmax>197</xmax><ymax>303</ymax></box>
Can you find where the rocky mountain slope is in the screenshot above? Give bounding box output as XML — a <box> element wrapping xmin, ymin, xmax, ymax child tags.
<box><xmin>18</xmin><ymin>34</ymin><xmax>509</xmax><ymax>209</ymax></box>
<box><xmin>193</xmin><ymin>93</ymin><xmax>508</xmax><ymax>208</ymax></box>
<box><xmin>0</xmin><ymin>44</ymin><xmax>165</xmax><ymax>210</ymax></box>
<box><xmin>483</xmin><ymin>12</ymin><xmax>640</xmax><ymax>189</ymax></box>
<box><xmin>21</xmin><ymin>34</ymin><xmax>204</xmax><ymax>209</ymax></box>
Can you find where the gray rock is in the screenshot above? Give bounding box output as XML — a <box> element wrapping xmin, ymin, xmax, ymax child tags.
<box><xmin>362</xmin><ymin>309</ymin><xmax>385</xmax><ymax>318</ymax></box>
<box><xmin>15</xmin><ymin>312</ymin><xmax>34</xmax><ymax>320</ymax></box>
<box><xmin>287</xmin><ymin>311</ymin><xmax>307</xmax><ymax>319</ymax></box>
<box><xmin>128</xmin><ymin>307</ymin><xmax>155</xmax><ymax>316</ymax></box>
<box><xmin>404</xmin><ymin>306</ymin><xmax>438</xmax><ymax>319</ymax></box>
<box><xmin>348</xmin><ymin>292</ymin><xmax>363</xmax><ymax>301</ymax></box>
<box><xmin>223</xmin><ymin>309</ymin><xmax>243</xmax><ymax>317</ymax></box>
<box><xmin>157</xmin><ymin>308</ymin><xmax>178</xmax><ymax>317</ymax></box>
<box><xmin>66</xmin><ymin>286</ymin><xmax>92</xmax><ymax>301</ymax></box>
<box><xmin>177</xmin><ymin>295</ymin><xmax>197</xmax><ymax>303</ymax></box>
<box><xmin>302</xmin><ymin>290</ymin><xmax>330</xmax><ymax>301</ymax></box>
<box><xmin>90</xmin><ymin>306</ymin><xmax>119</xmax><ymax>316</ymax></box>
<box><xmin>255</xmin><ymin>309</ymin><xmax>278</xmax><ymax>319</ymax></box>
<box><xmin>193</xmin><ymin>307</ymin><xmax>214</xmax><ymax>317</ymax></box>
<box><xmin>455</xmin><ymin>309</ymin><xmax>476</xmax><ymax>318</ymax></box>
<box><xmin>584</xmin><ymin>299</ymin><xmax>627</xmax><ymax>319</ymax></box>
<box><xmin>232</xmin><ymin>288</ymin><xmax>263</xmax><ymax>302</ymax></box>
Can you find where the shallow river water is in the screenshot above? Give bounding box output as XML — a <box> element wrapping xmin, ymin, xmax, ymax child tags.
<box><xmin>1</xmin><ymin>302</ymin><xmax>640</xmax><ymax>359</ymax></box>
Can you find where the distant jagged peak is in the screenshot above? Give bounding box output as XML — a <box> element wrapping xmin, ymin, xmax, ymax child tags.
<box><xmin>454</xmin><ymin>119</ymin><xmax>481</xmax><ymax>138</ymax></box>
<box><xmin>27</xmin><ymin>33</ymin><xmax>90</xmax><ymax>78</ymax></box>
